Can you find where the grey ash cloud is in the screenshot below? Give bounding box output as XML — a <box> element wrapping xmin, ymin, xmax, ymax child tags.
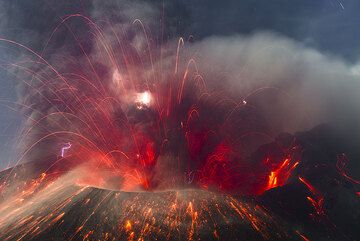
<box><xmin>0</xmin><ymin>0</ymin><xmax>359</xmax><ymax>174</ymax></box>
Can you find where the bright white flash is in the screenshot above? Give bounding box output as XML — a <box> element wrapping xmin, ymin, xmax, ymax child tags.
<box><xmin>135</xmin><ymin>91</ymin><xmax>152</xmax><ymax>109</ymax></box>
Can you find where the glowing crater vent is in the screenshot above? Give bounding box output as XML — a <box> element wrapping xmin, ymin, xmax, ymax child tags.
<box><xmin>135</xmin><ymin>91</ymin><xmax>152</xmax><ymax>109</ymax></box>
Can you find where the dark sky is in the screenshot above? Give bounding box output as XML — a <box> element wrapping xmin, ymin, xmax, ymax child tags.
<box><xmin>182</xmin><ymin>0</ymin><xmax>360</xmax><ymax>61</ymax></box>
<box><xmin>0</xmin><ymin>0</ymin><xmax>359</xmax><ymax>169</ymax></box>
<box><xmin>1</xmin><ymin>0</ymin><xmax>359</xmax><ymax>59</ymax></box>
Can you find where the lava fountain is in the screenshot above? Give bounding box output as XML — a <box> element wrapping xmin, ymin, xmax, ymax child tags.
<box><xmin>0</xmin><ymin>13</ymin><xmax>305</xmax><ymax>241</ymax></box>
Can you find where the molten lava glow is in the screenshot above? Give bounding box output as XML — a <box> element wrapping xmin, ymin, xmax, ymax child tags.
<box><xmin>125</xmin><ymin>220</ymin><xmax>132</xmax><ymax>232</ymax></box>
<box><xmin>265</xmin><ymin>158</ymin><xmax>299</xmax><ymax>191</ymax></box>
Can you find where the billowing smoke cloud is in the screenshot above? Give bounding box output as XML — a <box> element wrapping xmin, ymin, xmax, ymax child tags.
<box><xmin>188</xmin><ymin>32</ymin><xmax>360</xmax><ymax>135</ymax></box>
<box><xmin>0</xmin><ymin>0</ymin><xmax>359</xmax><ymax>189</ymax></box>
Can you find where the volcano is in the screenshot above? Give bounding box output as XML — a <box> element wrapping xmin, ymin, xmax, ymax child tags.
<box><xmin>0</xmin><ymin>3</ymin><xmax>360</xmax><ymax>240</ymax></box>
<box><xmin>0</xmin><ymin>125</ymin><xmax>359</xmax><ymax>241</ymax></box>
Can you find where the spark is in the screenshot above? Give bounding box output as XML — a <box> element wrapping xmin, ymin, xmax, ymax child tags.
<box><xmin>295</xmin><ymin>230</ymin><xmax>310</xmax><ymax>241</ymax></box>
<box><xmin>336</xmin><ymin>153</ymin><xmax>360</xmax><ymax>184</ymax></box>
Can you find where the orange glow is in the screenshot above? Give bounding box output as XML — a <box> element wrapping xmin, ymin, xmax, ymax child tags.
<box><xmin>265</xmin><ymin>158</ymin><xmax>299</xmax><ymax>191</ymax></box>
<box><xmin>125</xmin><ymin>220</ymin><xmax>132</xmax><ymax>232</ymax></box>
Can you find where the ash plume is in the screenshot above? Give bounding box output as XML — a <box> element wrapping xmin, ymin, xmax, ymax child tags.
<box><xmin>0</xmin><ymin>0</ymin><xmax>359</xmax><ymax>190</ymax></box>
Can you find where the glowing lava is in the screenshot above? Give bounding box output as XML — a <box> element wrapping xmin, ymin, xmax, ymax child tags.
<box><xmin>266</xmin><ymin>158</ymin><xmax>299</xmax><ymax>191</ymax></box>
